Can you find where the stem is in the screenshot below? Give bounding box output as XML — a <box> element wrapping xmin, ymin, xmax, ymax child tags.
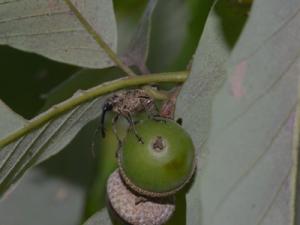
<box><xmin>0</xmin><ymin>71</ymin><xmax>188</xmax><ymax>149</ymax></box>
<box><xmin>64</xmin><ymin>0</ymin><xmax>136</xmax><ymax>77</ymax></box>
<box><xmin>159</xmin><ymin>85</ymin><xmax>182</xmax><ymax>119</ymax></box>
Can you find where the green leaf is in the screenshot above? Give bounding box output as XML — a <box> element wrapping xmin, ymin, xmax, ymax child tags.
<box><xmin>83</xmin><ymin>114</ymin><xmax>127</xmax><ymax>219</ymax></box>
<box><xmin>0</xmin><ymin>168</ymin><xmax>85</xmax><ymax>225</ymax></box>
<box><xmin>83</xmin><ymin>209</ymin><xmax>113</xmax><ymax>225</ymax></box>
<box><xmin>0</xmin><ymin>0</ymin><xmax>117</xmax><ymax>68</ymax></box>
<box><xmin>0</xmin><ymin>118</ymin><xmax>100</xmax><ymax>225</ymax></box>
<box><xmin>148</xmin><ymin>0</ymin><xmax>190</xmax><ymax>72</ymax></box>
<box><xmin>0</xmin><ymin>96</ymin><xmax>104</xmax><ymax>196</ymax></box>
<box><xmin>170</xmin><ymin>0</ymin><xmax>215</xmax><ymax>70</ymax></box>
<box><xmin>121</xmin><ymin>0</ymin><xmax>158</xmax><ymax>73</ymax></box>
<box><xmin>176</xmin><ymin>0</ymin><xmax>299</xmax><ymax>224</ymax></box>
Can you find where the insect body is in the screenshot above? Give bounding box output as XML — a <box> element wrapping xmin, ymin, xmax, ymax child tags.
<box><xmin>100</xmin><ymin>89</ymin><xmax>158</xmax><ymax>144</ymax></box>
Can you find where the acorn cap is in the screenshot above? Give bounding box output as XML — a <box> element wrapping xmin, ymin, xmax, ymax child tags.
<box><xmin>118</xmin><ymin>119</ymin><xmax>197</xmax><ymax>198</ymax></box>
<box><xmin>107</xmin><ymin>169</ymin><xmax>175</xmax><ymax>225</ymax></box>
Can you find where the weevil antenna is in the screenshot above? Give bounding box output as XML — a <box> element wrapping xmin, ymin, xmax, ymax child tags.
<box><xmin>90</xmin><ymin>102</ymin><xmax>113</xmax><ymax>157</ymax></box>
<box><xmin>100</xmin><ymin>102</ymin><xmax>113</xmax><ymax>137</ymax></box>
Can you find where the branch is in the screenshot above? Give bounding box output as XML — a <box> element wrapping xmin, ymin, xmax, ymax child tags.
<box><xmin>0</xmin><ymin>71</ymin><xmax>188</xmax><ymax>149</ymax></box>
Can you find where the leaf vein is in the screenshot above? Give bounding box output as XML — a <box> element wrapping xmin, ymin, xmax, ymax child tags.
<box><xmin>0</xmin><ymin>0</ymin><xmax>21</xmax><ymax>5</ymax></box>
<box><xmin>256</xmin><ymin>167</ymin><xmax>291</xmax><ymax>225</ymax></box>
<box><xmin>239</xmin><ymin>8</ymin><xmax>300</xmax><ymax>62</ymax></box>
<box><xmin>7</xmin><ymin>99</ymin><xmax>99</xmax><ymax>188</ymax></box>
<box><xmin>211</xmin><ymin>102</ymin><xmax>297</xmax><ymax>220</ymax></box>
<box><xmin>0</xmin><ymin>10</ymin><xmax>69</xmax><ymax>24</ymax></box>
<box><xmin>226</xmin><ymin>54</ymin><xmax>300</xmax><ymax>129</ymax></box>
<box><xmin>0</xmin><ymin>28</ymin><xmax>84</xmax><ymax>39</ymax></box>
<box><xmin>0</xmin><ymin>122</ymin><xmax>50</xmax><ymax>184</ymax></box>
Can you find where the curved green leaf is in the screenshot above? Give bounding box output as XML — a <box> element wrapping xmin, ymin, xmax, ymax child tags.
<box><xmin>121</xmin><ymin>0</ymin><xmax>158</xmax><ymax>73</ymax></box>
<box><xmin>170</xmin><ymin>0</ymin><xmax>215</xmax><ymax>70</ymax></box>
<box><xmin>0</xmin><ymin>96</ymin><xmax>104</xmax><ymax>196</ymax></box>
<box><xmin>176</xmin><ymin>0</ymin><xmax>299</xmax><ymax>224</ymax></box>
<box><xmin>0</xmin><ymin>0</ymin><xmax>117</xmax><ymax>68</ymax></box>
<box><xmin>148</xmin><ymin>0</ymin><xmax>189</xmax><ymax>71</ymax></box>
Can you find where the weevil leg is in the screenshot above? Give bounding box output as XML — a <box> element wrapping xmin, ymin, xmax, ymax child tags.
<box><xmin>126</xmin><ymin>113</ymin><xmax>144</xmax><ymax>144</ymax></box>
<box><xmin>152</xmin><ymin>115</ymin><xmax>168</xmax><ymax>122</ymax></box>
<box><xmin>149</xmin><ymin>110</ymin><xmax>168</xmax><ymax>123</ymax></box>
<box><xmin>142</xmin><ymin>101</ymin><xmax>161</xmax><ymax>120</ymax></box>
<box><xmin>112</xmin><ymin>114</ymin><xmax>122</xmax><ymax>157</ymax></box>
<box><xmin>153</xmin><ymin>102</ymin><xmax>160</xmax><ymax>115</ymax></box>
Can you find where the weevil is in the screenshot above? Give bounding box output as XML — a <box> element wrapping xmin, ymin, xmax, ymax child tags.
<box><xmin>100</xmin><ymin>89</ymin><xmax>159</xmax><ymax>145</ymax></box>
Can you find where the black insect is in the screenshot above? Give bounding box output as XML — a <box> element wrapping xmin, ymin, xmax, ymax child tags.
<box><xmin>99</xmin><ymin>89</ymin><xmax>158</xmax><ymax>144</ymax></box>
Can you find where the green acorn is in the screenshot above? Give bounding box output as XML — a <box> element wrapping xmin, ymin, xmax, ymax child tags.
<box><xmin>118</xmin><ymin>118</ymin><xmax>196</xmax><ymax>197</ymax></box>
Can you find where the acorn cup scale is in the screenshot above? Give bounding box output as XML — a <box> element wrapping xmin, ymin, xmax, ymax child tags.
<box><xmin>118</xmin><ymin>118</ymin><xmax>196</xmax><ymax>197</ymax></box>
